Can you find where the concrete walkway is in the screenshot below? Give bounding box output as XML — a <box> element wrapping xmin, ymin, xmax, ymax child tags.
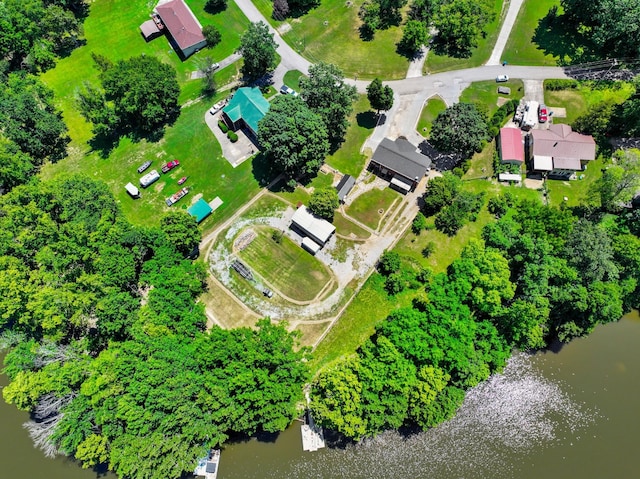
<box><xmin>406</xmin><ymin>46</ymin><xmax>428</xmax><ymax>78</ymax></box>
<box><xmin>487</xmin><ymin>0</ymin><xmax>525</xmax><ymax>66</ymax></box>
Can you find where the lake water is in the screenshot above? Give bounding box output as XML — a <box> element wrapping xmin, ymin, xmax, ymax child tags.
<box><xmin>2</xmin><ymin>313</ymin><xmax>639</xmax><ymax>478</ymax></box>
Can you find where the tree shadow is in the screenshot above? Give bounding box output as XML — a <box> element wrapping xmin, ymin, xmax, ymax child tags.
<box><xmin>356</xmin><ymin>110</ymin><xmax>377</xmax><ymax>129</ymax></box>
<box><xmin>204</xmin><ymin>1</ymin><xmax>227</xmax><ymax>15</ymax></box>
<box><xmin>431</xmin><ymin>37</ymin><xmax>473</xmax><ymax>59</ymax></box>
<box><xmin>359</xmin><ymin>24</ymin><xmax>376</xmax><ymax>42</ymax></box>
<box><xmin>532</xmin><ymin>10</ymin><xmax>601</xmax><ymax>65</ymax></box>
<box><xmin>252</xmin><ymin>152</ymin><xmax>279</xmax><ymax>187</ymax></box>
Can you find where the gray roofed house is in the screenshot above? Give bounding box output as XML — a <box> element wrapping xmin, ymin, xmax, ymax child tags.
<box><xmin>529</xmin><ymin>124</ymin><xmax>596</xmax><ymax>178</ymax></box>
<box><xmin>370</xmin><ymin>138</ymin><xmax>431</xmax><ymax>193</ymax></box>
<box><xmin>336</xmin><ymin>175</ymin><xmax>355</xmax><ymax>202</ymax></box>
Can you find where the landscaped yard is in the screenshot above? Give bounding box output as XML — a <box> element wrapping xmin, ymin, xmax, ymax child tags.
<box><xmin>502</xmin><ymin>0</ymin><xmax>561</xmax><ymax>66</ymax></box>
<box><xmin>417</xmin><ymin>96</ymin><xmax>447</xmax><ymax>138</ymax></box>
<box><xmin>283</xmin><ymin>70</ymin><xmax>306</xmax><ymax>91</ymax></box>
<box><xmin>325</xmin><ymin>95</ymin><xmax>377</xmax><ymax>177</ymax></box>
<box><xmin>459</xmin><ymin>79</ymin><xmax>525</xmax><ymax>116</ymax></box>
<box><xmin>333</xmin><ymin>211</ymin><xmax>371</xmax><ymax>240</ymax></box>
<box><xmin>238</xmin><ymin>226</ymin><xmax>335</xmax><ymax>302</ymax></box>
<box><xmin>425</xmin><ymin>0</ymin><xmax>505</xmax><ymax>73</ymax></box>
<box><xmin>255</xmin><ymin>0</ymin><xmax>409</xmax><ymax>79</ymax></box>
<box><xmin>345</xmin><ymin>187</ymin><xmax>400</xmax><ymax>230</ymax></box>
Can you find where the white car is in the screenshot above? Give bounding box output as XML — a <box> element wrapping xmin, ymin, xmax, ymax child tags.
<box><xmin>209</xmin><ymin>99</ymin><xmax>227</xmax><ymax>115</ymax></box>
<box><xmin>496</xmin><ymin>75</ymin><xmax>509</xmax><ymax>82</ymax></box>
<box><xmin>280</xmin><ymin>85</ymin><xmax>298</xmax><ymax>96</ymax></box>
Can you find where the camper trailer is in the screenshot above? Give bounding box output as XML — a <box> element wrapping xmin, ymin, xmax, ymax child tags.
<box><xmin>521</xmin><ymin>101</ymin><xmax>539</xmax><ymax>131</ymax></box>
<box><xmin>139</xmin><ymin>170</ymin><xmax>160</xmax><ymax>188</ymax></box>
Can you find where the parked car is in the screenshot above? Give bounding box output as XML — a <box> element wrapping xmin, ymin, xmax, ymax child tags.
<box><xmin>161</xmin><ymin>160</ymin><xmax>180</xmax><ymax>173</ymax></box>
<box><xmin>137</xmin><ymin>160</ymin><xmax>152</xmax><ymax>174</ymax></box>
<box><xmin>538</xmin><ymin>104</ymin><xmax>548</xmax><ymax>123</ymax></box>
<box><xmin>280</xmin><ymin>85</ymin><xmax>298</xmax><ymax>96</ymax></box>
<box><xmin>209</xmin><ymin>99</ymin><xmax>227</xmax><ymax>115</ymax></box>
<box><xmin>496</xmin><ymin>75</ymin><xmax>509</xmax><ymax>82</ymax></box>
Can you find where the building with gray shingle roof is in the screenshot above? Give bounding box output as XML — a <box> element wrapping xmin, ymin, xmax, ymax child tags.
<box><xmin>369</xmin><ymin>138</ymin><xmax>431</xmax><ymax>193</ymax></box>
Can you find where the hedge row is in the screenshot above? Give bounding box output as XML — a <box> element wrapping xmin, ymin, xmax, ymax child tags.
<box><xmin>544</xmin><ymin>79</ymin><xmax>578</xmax><ymax>91</ymax></box>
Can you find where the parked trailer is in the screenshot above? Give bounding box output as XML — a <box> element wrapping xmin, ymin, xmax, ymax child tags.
<box><xmin>125</xmin><ymin>182</ymin><xmax>140</xmax><ymax>198</ymax></box>
<box><xmin>140</xmin><ymin>169</ymin><xmax>160</xmax><ymax>188</ymax></box>
<box><xmin>165</xmin><ymin>187</ymin><xmax>190</xmax><ymax>206</ymax></box>
<box><xmin>521</xmin><ymin>101</ymin><xmax>539</xmax><ymax>131</ymax></box>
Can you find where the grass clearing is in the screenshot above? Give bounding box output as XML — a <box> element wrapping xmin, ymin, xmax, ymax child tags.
<box><xmin>239</xmin><ymin>226</ymin><xmax>334</xmax><ymax>302</ymax></box>
<box><xmin>295</xmin><ymin>321</ymin><xmax>331</xmax><ymax>348</ymax></box>
<box><xmin>333</xmin><ymin>211</ymin><xmax>371</xmax><ymax>239</ymax></box>
<box><xmin>460</xmin><ymin>79</ymin><xmax>524</xmax><ymax>116</ymax></box>
<box><xmin>425</xmin><ymin>0</ymin><xmax>505</xmax><ymax>73</ymax></box>
<box><xmin>200</xmin><ymin>277</ymin><xmax>258</xmax><ymax>330</ymax></box>
<box><xmin>502</xmin><ymin>0</ymin><xmax>561</xmax><ymax>66</ymax></box>
<box><xmin>283</xmin><ymin>70</ymin><xmax>305</xmax><ymax>91</ymax></box>
<box><xmin>326</xmin><ymin>95</ymin><xmax>376</xmax><ymax>177</ymax></box>
<box><xmin>346</xmin><ymin>187</ymin><xmax>400</xmax><ymax>230</ymax></box>
<box><xmin>417</xmin><ymin>96</ymin><xmax>447</xmax><ymax>138</ymax></box>
<box><xmin>256</xmin><ymin>0</ymin><xmax>409</xmax><ymax>79</ymax></box>
<box><xmin>271</xmin><ymin>172</ymin><xmax>335</xmax><ymax>206</ymax></box>
<box><xmin>309</xmin><ymin>274</ymin><xmax>414</xmax><ymax>373</ymax></box>
<box><xmin>545</xmin><ymin>155</ymin><xmax>605</xmax><ymax>207</ymax></box>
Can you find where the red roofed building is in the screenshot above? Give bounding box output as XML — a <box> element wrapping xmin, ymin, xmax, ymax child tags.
<box><xmin>498</xmin><ymin>127</ymin><xmax>524</xmax><ymax>165</ymax></box>
<box><xmin>528</xmin><ymin>124</ymin><xmax>596</xmax><ymax>178</ymax></box>
<box><xmin>155</xmin><ymin>0</ymin><xmax>206</xmax><ymax>59</ymax></box>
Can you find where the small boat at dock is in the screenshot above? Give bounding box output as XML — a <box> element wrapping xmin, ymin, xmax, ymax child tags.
<box><xmin>194</xmin><ymin>449</ymin><xmax>220</xmax><ymax>479</ymax></box>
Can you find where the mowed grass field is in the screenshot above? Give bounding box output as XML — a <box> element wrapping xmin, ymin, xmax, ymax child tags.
<box><xmin>254</xmin><ymin>0</ymin><xmax>409</xmax><ymax>79</ymax></box>
<box><xmin>345</xmin><ymin>187</ymin><xmax>400</xmax><ymax>230</ymax></box>
<box><xmin>238</xmin><ymin>226</ymin><xmax>335</xmax><ymax>302</ymax></box>
<box><xmin>502</xmin><ymin>0</ymin><xmax>561</xmax><ymax>65</ymax></box>
<box><xmin>325</xmin><ymin>95</ymin><xmax>376</xmax><ymax>177</ymax></box>
<box><xmin>425</xmin><ymin>0</ymin><xmax>505</xmax><ymax>73</ymax></box>
<box><xmin>459</xmin><ymin>79</ymin><xmax>524</xmax><ymax>116</ymax></box>
<box><xmin>417</xmin><ymin>95</ymin><xmax>447</xmax><ymax>138</ymax></box>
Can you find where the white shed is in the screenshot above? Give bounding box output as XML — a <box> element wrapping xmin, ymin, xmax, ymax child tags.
<box><xmin>301</xmin><ymin>237</ymin><xmax>321</xmax><ymax>255</ymax></box>
<box><xmin>125</xmin><ymin>182</ymin><xmax>140</xmax><ymax>198</ymax></box>
<box><xmin>290</xmin><ymin>206</ymin><xmax>336</xmax><ymax>246</ymax></box>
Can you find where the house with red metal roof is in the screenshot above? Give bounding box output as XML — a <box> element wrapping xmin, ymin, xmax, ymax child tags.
<box><xmin>155</xmin><ymin>0</ymin><xmax>206</xmax><ymax>59</ymax></box>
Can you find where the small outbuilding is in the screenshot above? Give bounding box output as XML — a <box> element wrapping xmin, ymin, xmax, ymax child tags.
<box><xmin>301</xmin><ymin>237</ymin><xmax>321</xmax><ymax>255</ymax></box>
<box><xmin>125</xmin><ymin>183</ymin><xmax>141</xmax><ymax>198</ymax></box>
<box><xmin>370</xmin><ymin>138</ymin><xmax>431</xmax><ymax>193</ymax></box>
<box><xmin>221</xmin><ymin>87</ymin><xmax>270</xmax><ymax>139</ymax></box>
<box><xmin>140</xmin><ymin>20</ymin><xmax>162</xmax><ymax>41</ymax></box>
<box><xmin>498</xmin><ymin>173</ymin><xmax>522</xmax><ymax>183</ymax></box>
<box><xmin>155</xmin><ymin>0</ymin><xmax>206</xmax><ymax>59</ymax></box>
<box><xmin>187</xmin><ymin>198</ymin><xmax>213</xmax><ymax>223</ymax></box>
<box><xmin>498</xmin><ymin>127</ymin><xmax>524</xmax><ymax>164</ymax></box>
<box><xmin>290</xmin><ymin>205</ymin><xmax>336</xmax><ymax>247</ymax></box>
<box><xmin>335</xmin><ymin>175</ymin><xmax>355</xmax><ymax>203</ymax></box>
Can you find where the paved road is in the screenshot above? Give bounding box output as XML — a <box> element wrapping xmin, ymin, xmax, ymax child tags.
<box><xmin>487</xmin><ymin>0</ymin><xmax>525</xmax><ymax>66</ymax></box>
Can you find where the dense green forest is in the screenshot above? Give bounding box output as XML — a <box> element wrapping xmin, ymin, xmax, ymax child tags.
<box><xmin>0</xmin><ymin>177</ymin><xmax>309</xmax><ymax>479</ymax></box>
<box><xmin>310</xmin><ymin>191</ymin><xmax>640</xmax><ymax>439</ymax></box>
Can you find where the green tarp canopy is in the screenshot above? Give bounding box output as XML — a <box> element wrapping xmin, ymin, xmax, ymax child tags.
<box><xmin>187</xmin><ymin>198</ymin><xmax>213</xmax><ymax>223</ymax></box>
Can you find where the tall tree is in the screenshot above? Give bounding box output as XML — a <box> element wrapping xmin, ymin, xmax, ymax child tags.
<box><xmin>433</xmin><ymin>0</ymin><xmax>495</xmax><ymax>57</ymax></box>
<box><xmin>300</xmin><ymin>62</ymin><xmax>358</xmax><ymax>146</ymax></box>
<box><xmin>160</xmin><ymin>210</ymin><xmax>202</xmax><ymax>257</ymax></box>
<box><xmin>258</xmin><ymin>95</ymin><xmax>329</xmax><ymax>178</ymax></box>
<box><xmin>430</xmin><ymin>102</ymin><xmax>488</xmax><ymax>157</ymax></box>
<box><xmin>398</xmin><ymin>19</ymin><xmax>429</xmax><ymax>55</ymax></box>
<box><xmin>308</xmin><ymin>188</ymin><xmax>339</xmax><ymax>221</ymax></box>
<box><xmin>593</xmin><ymin>149</ymin><xmax>640</xmax><ymax>211</ymax></box>
<box><xmin>366</xmin><ymin>78</ymin><xmax>394</xmax><ymax>113</ymax></box>
<box><xmin>238</xmin><ymin>21</ymin><xmax>278</xmax><ymax>82</ymax></box>
<box><xmin>99</xmin><ymin>55</ymin><xmax>180</xmax><ymax>134</ymax></box>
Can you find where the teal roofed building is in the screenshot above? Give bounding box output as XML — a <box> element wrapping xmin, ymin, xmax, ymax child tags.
<box><xmin>221</xmin><ymin>87</ymin><xmax>270</xmax><ymax>138</ymax></box>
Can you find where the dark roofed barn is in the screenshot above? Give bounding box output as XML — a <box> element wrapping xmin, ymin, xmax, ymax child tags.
<box><xmin>336</xmin><ymin>175</ymin><xmax>355</xmax><ymax>203</ymax></box>
<box><xmin>155</xmin><ymin>0</ymin><xmax>206</xmax><ymax>59</ymax></box>
<box><xmin>370</xmin><ymin>138</ymin><xmax>431</xmax><ymax>193</ymax></box>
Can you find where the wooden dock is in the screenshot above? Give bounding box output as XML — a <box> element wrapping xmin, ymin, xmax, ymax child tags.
<box><xmin>301</xmin><ymin>412</ymin><xmax>325</xmax><ymax>452</ymax></box>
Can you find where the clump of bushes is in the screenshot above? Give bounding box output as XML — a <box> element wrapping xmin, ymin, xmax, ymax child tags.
<box><xmin>227</xmin><ymin>131</ymin><xmax>238</xmax><ymax>142</ymax></box>
<box><xmin>544</xmin><ymin>79</ymin><xmax>578</xmax><ymax>91</ymax></box>
<box><xmin>218</xmin><ymin>120</ymin><xmax>228</xmax><ymax>133</ymax></box>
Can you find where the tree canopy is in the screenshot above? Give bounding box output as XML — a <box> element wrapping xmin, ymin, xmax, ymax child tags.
<box><xmin>366</xmin><ymin>78</ymin><xmax>394</xmax><ymax>113</ymax></box>
<box><xmin>238</xmin><ymin>21</ymin><xmax>278</xmax><ymax>82</ymax></box>
<box><xmin>430</xmin><ymin>102</ymin><xmax>488</xmax><ymax>158</ymax></box>
<box><xmin>300</xmin><ymin>62</ymin><xmax>358</xmax><ymax>147</ymax></box>
<box><xmin>258</xmin><ymin>95</ymin><xmax>329</xmax><ymax>178</ymax></box>
<box><xmin>308</xmin><ymin>188</ymin><xmax>339</xmax><ymax>221</ymax></box>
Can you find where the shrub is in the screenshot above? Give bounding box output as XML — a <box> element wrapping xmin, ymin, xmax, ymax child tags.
<box><xmin>227</xmin><ymin>131</ymin><xmax>238</xmax><ymax>142</ymax></box>
<box><xmin>218</xmin><ymin>120</ymin><xmax>228</xmax><ymax>133</ymax></box>
<box><xmin>421</xmin><ymin>242</ymin><xmax>436</xmax><ymax>258</ymax></box>
<box><xmin>385</xmin><ymin>273</ymin><xmax>405</xmax><ymax>295</ymax></box>
<box><xmin>412</xmin><ymin>212</ymin><xmax>428</xmax><ymax>234</ymax></box>
<box><xmin>378</xmin><ymin>250</ymin><xmax>401</xmax><ymax>276</ymax></box>
<box><xmin>544</xmin><ymin>79</ymin><xmax>578</xmax><ymax>91</ymax></box>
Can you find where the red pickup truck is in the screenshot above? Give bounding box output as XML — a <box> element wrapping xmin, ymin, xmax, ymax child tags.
<box><xmin>161</xmin><ymin>160</ymin><xmax>180</xmax><ymax>173</ymax></box>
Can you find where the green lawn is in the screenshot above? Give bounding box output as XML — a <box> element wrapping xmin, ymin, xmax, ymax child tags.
<box><xmin>545</xmin><ymin>155</ymin><xmax>605</xmax><ymax>207</ymax></box>
<box><xmin>333</xmin><ymin>211</ymin><xmax>371</xmax><ymax>240</ymax></box>
<box><xmin>41</xmin><ymin>99</ymin><xmax>264</xmax><ymax>230</ymax></box>
<box><xmin>309</xmin><ymin>274</ymin><xmax>414</xmax><ymax>373</ymax></box>
<box><xmin>283</xmin><ymin>70</ymin><xmax>305</xmax><ymax>91</ymax></box>
<box><xmin>239</xmin><ymin>226</ymin><xmax>334</xmax><ymax>302</ymax></box>
<box><xmin>271</xmin><ymin>172</ymin><xmax>335</xmax><ymax>206</ymax></box>
<box><xmin>345</xmin><ymin>187</ymin><xmax>400</xmax><ymax>230</ymax></box>
<box><xmin>544</xmin><ymin>81</ymin><xmax>634</xmax><ymax>125</ymax></box>
<box><xmin>325</xmin><ymin>95</ymin><xmax>376</xmax><ymax>176</ymax></box>
<box><xmin>502</xmin><ymin>0</ymin><xmax>561</xmax><ymax>66</ymax></box>
<box><xmin>425</xmin><ymin>0</ymin><xmax>505</xmax><ymax>73</ymax></box>
<box><xmin>417</xmin><ymin>96</ymin><xmax>447</xmax><ymax>138</ymax></box>
<box><xmin>459</xmin><ymin>79</ymin><xmax>524</xmax><ymax>116</ymax></box>
<box><xmin>256</xmin><ymin>0</ymin><xmax>409</xmax><ymax>79</ymax></box>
